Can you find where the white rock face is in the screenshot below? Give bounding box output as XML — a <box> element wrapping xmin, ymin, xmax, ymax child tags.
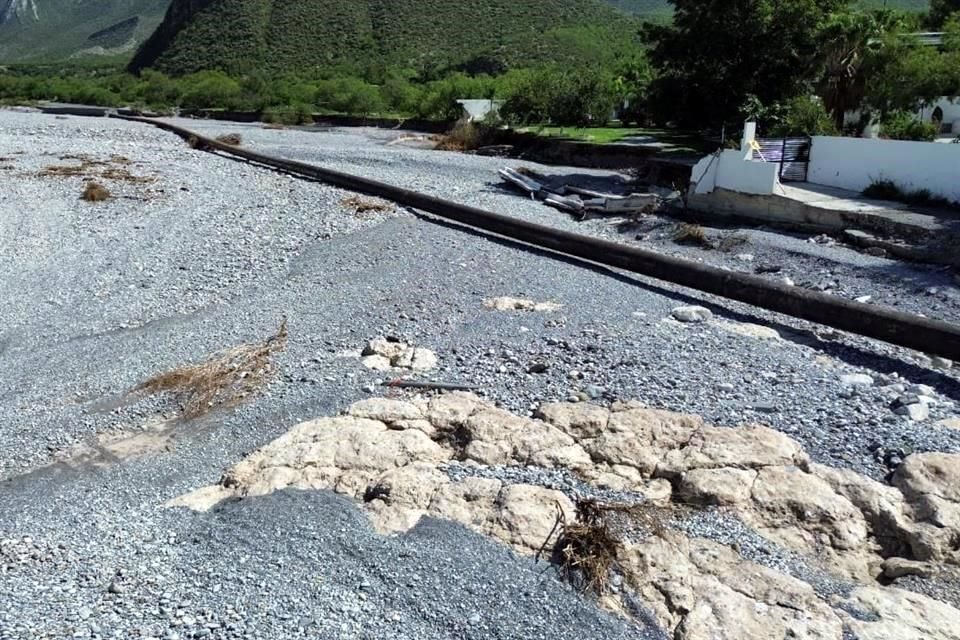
<box><xmin>671</xmin><ymin>306</ymin><xmax>713</xmax><ymax>323</ymax></box>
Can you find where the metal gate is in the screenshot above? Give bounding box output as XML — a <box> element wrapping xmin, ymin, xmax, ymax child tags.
<box><xmin>751</xmin><ymin>137</ymin><xmax>810</xmax><ymax>182</ymax></box>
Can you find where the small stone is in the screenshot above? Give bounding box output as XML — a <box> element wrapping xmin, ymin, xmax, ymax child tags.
<box><xmin>854</xmin><ymin>295</ymin><xmax>872</xmax><ymax>304</ymax></box>
<box><xmin>468</xmin><ymin>613</ymin><xmax>481</xmax><ymax>625</ymax></box>
<box><xmin>566</xmin><ymin>395</ymin><xmax>581</xmax><ymax>403</ymax></box>
<box><xmin>735</xmin><ymin>253</ymin><xmax>754</xmax><ymax>262</ymax></box>
<box><xmin>107</xmin><ymin>581</ymin><xmax>122</xmax><ymax>594</ymax></box>
<box><xmin>782</xmin><ymin>277</ymin><xmax>795</xmax><ymax>286</ymax></box>
<box><xmin>527</xmin><ymin>363</ymin><xmax>549</xmax><ymax>374</ymax></box>
<box><xmin>671</xmin><ymin>306</ymin><xmax>712</xmax><ymax>323</ymax></box>
<box><xmin>718</xmin><ymin>383</ymin><xmax>735</xmax><ymax>391</ymax></box>
<box><xmin>840</xmin><ymin>374</ymin><xmax>874</xmax><ymax>388</ymax></box>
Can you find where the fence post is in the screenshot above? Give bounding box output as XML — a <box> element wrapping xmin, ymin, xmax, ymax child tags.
<box><xmin>780</xmin><ymin>137</ymin><xmax>787</xmax><ymax>180</ymax></box>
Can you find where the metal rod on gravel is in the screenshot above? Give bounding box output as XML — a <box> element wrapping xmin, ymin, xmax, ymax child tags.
<box><xmin>112</xmin><ymin>115</ymin><xmax>960</xmax><ymax>362</ymax></box>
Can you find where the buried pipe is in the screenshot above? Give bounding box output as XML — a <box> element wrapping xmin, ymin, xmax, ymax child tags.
<box><xmin>114</xmin><ymin>115</ymin><xmax>960</xmax><ymax>361</ymax></box>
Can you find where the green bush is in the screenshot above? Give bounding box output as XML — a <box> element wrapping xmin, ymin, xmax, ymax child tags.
<box><xmin>769</xmin><ymin>96</ymin><xmax>838</xmax><ymax>137</ymax></box>
<box><xmin>880</xmin><ymin>110</ymin><xmax>939</xmax><ymax>141</ymax></box>
<box><xmin>179</xmin><ymin>71</ymin><xmax>243</xmax><ymax>110</ymax></box>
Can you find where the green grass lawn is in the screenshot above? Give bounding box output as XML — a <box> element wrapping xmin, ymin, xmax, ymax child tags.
<box><xmin>520</xmin><ymin>124</ymin><xmax>711</xmax><ymax>155</ymax></box>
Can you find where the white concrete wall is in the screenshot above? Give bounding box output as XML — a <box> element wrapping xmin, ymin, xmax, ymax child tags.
<box><xmin>808</xmin><ymin>136</ymin><xmax>960</xmax><ymax>202</ymax></box>
<box><xmin>919</xmin><ymin>98</ymin><xmax>960</xmax><ymax>134</ymax></box>
<box><xmin>690</xmin><ymin>149</ymin><xmax>779</xmax><ymax>196</ymax></box>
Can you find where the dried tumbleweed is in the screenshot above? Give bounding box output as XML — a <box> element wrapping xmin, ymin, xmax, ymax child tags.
<box><xmin>133</xmin><ymin>319</ymin><xmax>288</xmax><ymax>418</ymax></box>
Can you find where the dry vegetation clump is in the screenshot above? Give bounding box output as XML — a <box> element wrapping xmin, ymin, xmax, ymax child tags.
<box><xmin>262</xmin><ymin>122</ymin><xmax>286</xmax><ymax>130</ymax></box>
<box><xmin>80</xmin><ymin>181</ymin><xmax>112</xmax><ymax>202</ymax></box>
<box><xmin>100</xmin><ymin>167</ymin><xmax>156</xmax><ymax>184</ymax></box>
<box><xmin>340</xmin><ymin>195</ymin><xmax>395</xmax><ymax>215</ymax></box>
<box><xmin>133</xmin><ymin>318</ymin><xmax>288</xmax><ymax>418</ymax></box>
<box><xmin>545</xmin><ymin>498</ymin><xmax>670</xmax><ymax>596</ymax></box>
<box><xmin>215</xmin><ymin>133</ymin><xmax>243</xmax><ymax>146</ymax></box>
<box><xmin>435</xmin><ymin>120</ymin><xmax>483</xmax><ymax>152</ymax></box>
<box><xmin>674</xmin><ymin>223</ymin><xmax>710</xmax><ymax>247</ymax></box>
<box><xmin>40</xmin><ymin>154</ymin><xmax>155</xmax><ymax>184</ymax></box>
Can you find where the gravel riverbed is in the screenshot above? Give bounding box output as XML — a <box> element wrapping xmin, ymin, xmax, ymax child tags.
<box><xmin>2</xmin><ymin>110</ymin><xmax>960</xmax><ymax>638</ymax></box>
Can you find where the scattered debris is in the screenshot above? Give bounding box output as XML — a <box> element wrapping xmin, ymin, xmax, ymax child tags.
<box><xmin>80</xmin><ymin>181</ymin><xmax>112</xmax><ymax>202</ymax></box>
<box><xmin>133</xmin><ymin>318</ymin><xmax>288</xmax><ymax>418</ymax></box>
<box><xmin>215</xmin><ymin>133</ymin><xmax>243</xmax><ymax>146</ymax></box>
<box><xmin>498</xmin><ymin>166</ymin><xmax>659</xmax><ymax>219</ymax></box>
<box><xmin>340</xmin><ymin>195</ymin><xmax>395</xmax><ymax>215</ymax></box>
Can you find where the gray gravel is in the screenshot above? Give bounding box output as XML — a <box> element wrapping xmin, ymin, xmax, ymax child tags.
<box><xmin>2</xmin><ymin>110</ymin><xmax>960</xmax><ymax>635</ymax></box>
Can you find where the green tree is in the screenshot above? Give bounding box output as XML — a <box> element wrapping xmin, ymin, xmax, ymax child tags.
<box><xmin>928</xmin><ymin>0</ymin><xmax>960</xmax><ymax>28</ymax></box>
<box><xmin>645</xmin><ymin>0</ymin><xmax>848</xmax><ymax>127</ymax></box>
<box><xmin>815</xmin><ymin>9</ymin><xmax>908</xmax><ymax>129</ymax></box>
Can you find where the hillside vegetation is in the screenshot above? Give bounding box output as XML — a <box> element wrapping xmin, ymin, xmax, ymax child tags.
<box><xmin>610</xmin><ymin>0</ymin><xmax>929</xmax><ymax>14</ymax></box>
<box><xmin>129</xmin><ymin>0</ymin><xmax>636</xmax><ymax>75</ymax></box>
<box><xmin>0</xmin><ymin>0</ymin><xmax>166</xmax><ymax>63</ymax></box>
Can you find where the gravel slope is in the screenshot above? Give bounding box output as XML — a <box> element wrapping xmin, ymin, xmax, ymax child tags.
<box><xmin>2</xmin><ymin>110</ymin><xmax>960</xmax><ymax>638</ymax></box>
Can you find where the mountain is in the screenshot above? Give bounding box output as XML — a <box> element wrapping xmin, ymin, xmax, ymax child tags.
<box><xmin>128</xmin><ymin>0</ymin><xmax>635</xmax><ymax>75</ymax></box>
<box><xmin>0</xmin><ymin>0</ymin><xmax>168</xmax><ymax>63</ymax></box>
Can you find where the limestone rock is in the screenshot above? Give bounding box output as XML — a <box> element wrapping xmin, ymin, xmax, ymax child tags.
<box><xmin>462</xmin><ymin>407</ymin><xmax>591</xmax><ymax>468</ymax></box>
<box><xmin>750</xmin><ymin>466</ymin><xmax>868</xmax><ymax>550</ymax></box>
<box><xmin>841</xmin><ymin>586</ymin><xmax>960</xmax><ymax>640</ymax></box>
<box><xmin>360</xmin><ymin>355</ymin><xmax>392</xmax><ymax>371</ymax></box>
<box><xmin>486</xmin><ymin>484</ymin><xmax>574</xmax><ymax>553</ymax></box>
<box><xmin>671</xmin><ymin>306</ymin><xmax>713</xmax><ymax>323</ymax></box>
<box><xmin>483</xmin><ymin>297</ymin><xmax>561</xmax><ymax>312</ymax></box>
<box><xmin>657</xmin><ymin>424</ymin><xmax>809</xmax><ymax>478</ymax></box>
<box><xmin>362</xmin><ymin>337</ymin><xmax>408</xmax><ymax>360</ymax></box>
<box><xmin>881</xmin><ymin>557</ymin><xmax>937</xmax><ymax>579</ymax></box>
<box><xmin>347</xmin><ymin>398</ymin><xmax>423</xmax><ymax>424</ymax></box>
<box><xmin>536</xmin><ymin>402</ymin><xmax>610</xmax><ymax>439</ymax></box>
<box><xmin>678</xmin><ymin>468</ymin><xmax>757</xmax><ymax>505</ymax></box>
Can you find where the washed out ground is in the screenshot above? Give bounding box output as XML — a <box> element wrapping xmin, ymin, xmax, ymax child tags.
<box><xmin>1</xmin><ymin>110</ymin><xmax>959</xmax><ymax>638</ymax></box>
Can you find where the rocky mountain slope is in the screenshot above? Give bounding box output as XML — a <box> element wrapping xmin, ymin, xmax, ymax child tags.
<box><xmin>0</xmin><ymin>0</ymin><xmax>167</xmax><ymax>63</ymax></box>
<box><xmin>127</xmin><ymin>0</ymin><xmax>638</xmax><ymax>75</ymax></box>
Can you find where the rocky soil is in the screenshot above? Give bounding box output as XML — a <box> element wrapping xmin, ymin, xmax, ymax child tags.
<box><xmin>1</xmin><ymin>109</ymin><xmax>960</xmax><ymax>639</ymax></box>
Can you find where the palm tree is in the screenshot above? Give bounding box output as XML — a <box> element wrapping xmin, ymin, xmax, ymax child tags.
<box><xmin>816</xmin><ymin>10</ymin><xmax>906</xmax><ymax>130</ymax></box>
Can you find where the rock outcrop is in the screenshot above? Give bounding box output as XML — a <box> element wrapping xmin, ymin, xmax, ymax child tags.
<box><xmin>170</xmin><ymin>393</ymin><xmax>960</xmax><ymax>639</ymax></box>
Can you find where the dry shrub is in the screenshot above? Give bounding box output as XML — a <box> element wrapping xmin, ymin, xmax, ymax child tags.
<box><xmin>546</xmin><ymin>498</ymin><xmax>670</xmax><ymax>596</ymax></box>
<box><xmin>262</xmin><ymin>123</ymin><xmax>286</xmax><ymax>130</ymax></box>
<box><xmin>81</xmin><ymin>181</ymin><xmax>112</xmax><ymax>202</ymax></box>
<box><xmin>674</xmin><ymin>223</ymin><xmax>710</xmax><ymax>247</ymax></box>
<box><xmin>340</xmin><ymin>195</ymin><xmax>395</xmax><ymax>215</ymax></box>
<box><xmin>435</xmin><ymin>120</ymin><xmax>482</xmax><ymax>152</ymax></box>
<box><xmin>134</xmin><ymin>318</ymin><xmax>288</xmax><ymax>418</ymax></box>
<box><xmin>215</xmin><ymin>133</ymin><xmax>243</xmax><ymax>146</ymax></box>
